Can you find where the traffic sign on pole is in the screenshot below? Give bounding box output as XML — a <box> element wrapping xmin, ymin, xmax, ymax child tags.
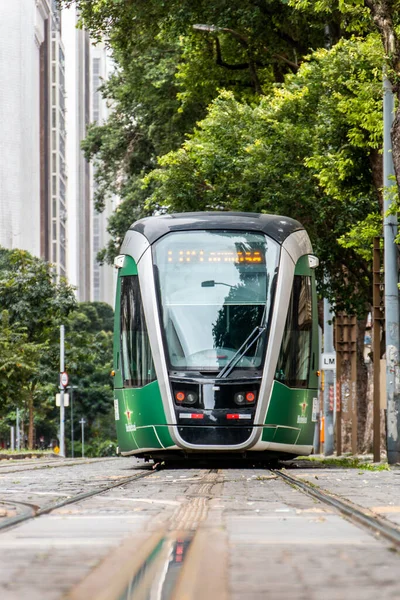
<box><xmin>60</xmin><ymin>371</ymin><xmax>69</xmax><ymax>388</ymax></box>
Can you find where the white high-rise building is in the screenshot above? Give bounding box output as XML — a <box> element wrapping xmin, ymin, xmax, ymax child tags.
<box><xmin>91</xmin><ymin>43</ymin><xmax>116</xmax><ymax>306</ymax></box>
<box><xmin>0</xmin><ymin>2</ymin><xmax>116</xmax><ymax>305</ymax></box>
<box><xmin>49</xmin><ymin>5</ymin><xmax>68</xmax><ymax>278</ymax></box>
<box><xmin>62</xmin><ymin>5</ymin><xmax>92</xmax><ymax>301</ymax></box>
<box><xmin>0</xmin><ymin>1</ymin><xmax>50</xmax><ymax>255</ymax></box>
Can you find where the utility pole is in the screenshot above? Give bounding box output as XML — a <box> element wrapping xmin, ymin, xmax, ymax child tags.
<box><xmin>383</xmin><ymin>76</ymin><xmax>400</xmax><ymax>465</ymax></box>
<box><xmin>59</xmin><ymin>325</ymin><xmax>66</xmax><ymax>457</ymax></box>
<box><xmin>323</xmin><ymin>298</ymin><xmax>335</xmax><ymax>455</ymax></box>
<box><xmin>373</xmin><ymin>237</ymin><xmax>383</xmax><ymax>462</ymax></box>
<box><xmin>80</xmin><ymin>418</ymin><xmax>86</xmax><ymax>458</ymax></box>
<box><xmin>16</xmin><ymin>408</ymin><xmax>20</xmax><ymax>450</ymax></box>
<box><xmin>67</xmin><ymin>385</ymin><xmax>78</xmax><ymax>458</ymax></box>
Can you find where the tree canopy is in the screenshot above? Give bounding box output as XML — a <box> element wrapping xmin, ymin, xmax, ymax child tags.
<box><xmin>0</xmin><ymin>248</ymin><xmax>76</xmax><ymax>447</ymax></box>
<box><xmin>0</xmin><ymin>249</ymin><xmax>114</xmax><ymax>453</ymax></box>
<box><xmin>59</xmin><ymin>0</ymin><xmax>400</xmax><ymax>314</ymax></box>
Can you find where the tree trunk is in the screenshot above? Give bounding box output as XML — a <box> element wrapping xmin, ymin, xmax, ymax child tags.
<box><xmin>356</xmin><ymin>317</ymin><xmax>369</xmax><ymax>451</ymax></box>
<box><xmin>337</xmin><ymin>315</ymin><xmax>368</xmax><ymax>453</ymax></box>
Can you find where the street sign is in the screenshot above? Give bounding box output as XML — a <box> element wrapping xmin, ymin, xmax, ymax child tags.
<box><xmin>56</xmin><ymin>393</ymin><xmax>69</xmax><ymax>407</ymax></box>
<box><xmin>60</xmin><ymin>371</ymin><xmax>69</xmax><ymax>387</ymax></box>
<box><xmin>321</xmin><ymin>353</ymin><xmax>336</xmax><ymax>370</ymax></box>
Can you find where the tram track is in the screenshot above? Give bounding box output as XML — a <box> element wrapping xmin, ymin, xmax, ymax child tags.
<box><xmin>67</xmin><ymin>467</ymin><xmax>227</xmax><ymax>600</ymax></box>
<box><xmin>275</xmin><ymin>468</ymin><xmax>400</xmax><ymax>550</ymax></box>
<box><xmin>0</xmin><ymin>456</ymin><xmax>121</xmax><ymax>475</ymax></box>
<box><xmin>0</xmin><ymin>468</ymin><xmax>154</xmax><ymax>532</ymax></box>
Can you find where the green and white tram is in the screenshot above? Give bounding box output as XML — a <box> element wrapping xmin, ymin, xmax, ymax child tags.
<box><xmin>113</xmin><ymin>212</ymin><xmax>319</xmax><ymax>462</ymax></box>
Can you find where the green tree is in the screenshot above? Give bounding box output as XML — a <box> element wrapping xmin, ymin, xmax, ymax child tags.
<box><xmin>61</xmin><ymin>0</ymin><xmax>345</xmax><ymax>263</ymax></box>
<box><xmin>291</xmin><ymin>1</ymin><xmax>400</xmax><ymax>217</ymax></box>
<box><xmin>0</xmin><ymin>249</ymin><xmax>76</xmax><ymax>448</ymax></box>
<box><xmin>145</xmin><ymin>35</ymin><xmax>382</xmax><ymax>314</ymax></box>
<box><xmin>64</xmin><ymin>302</ymin><xmax>114</xmax><ymax>452</ymax></box>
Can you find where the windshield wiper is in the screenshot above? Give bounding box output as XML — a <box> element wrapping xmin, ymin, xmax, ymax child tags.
<box><xmin>216</xmin><ymin>326</ymin><xmax>266</xmax><ymax>380</ymax></box>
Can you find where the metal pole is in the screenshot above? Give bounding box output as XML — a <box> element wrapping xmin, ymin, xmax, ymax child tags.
<box><xmin>373</xmin><ymin>237</ymin><xmax>382</xmax><ymax>462</ymax></box>
<box><xmin>336</xmin><ymin>337</ymin><xmax>342</xmax><ymax>457</ymax></box>
<box><xmin>350</xmin><ymin>319</ymin><xmax>358</xmax><ymax>455</ymax></box>
<box><xmin>313</xmin><ymin>326</ymin><xmax>323</xmax><ymax>454</ymax></box>
<box><xmin>16</xmin><ymin>408</ymin><xmax>20</xmax><ymax>451</ymax></box>
<box><xmin>323</xmin><ymin>297</ymin><xmax>335</xmax><ymax>455</ymax></box>
<box><xmin>59</xmin><ymin>325</ymin><xmax>65</xmax><ymax>458</ymax></box>
<box><xmin>383</xmin><ymin>76</ymin><xmax>400</xmax><ymax>464</ymax></box>
<box><xmin>71</xmin><ymin>387</ymin><xmax>74</xmax><ymax>458</ymax></box>
<box><xmin>80</xmin><ymin>419</ymin><xmax>85</xmax><ymax>458</ymax></box>
<box><xmin>10</xmin><ymin>426</ymin><xmax>15</xmax><ymax>451</ymax></box>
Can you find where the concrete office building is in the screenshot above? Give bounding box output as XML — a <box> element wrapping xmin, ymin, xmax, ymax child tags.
<box><xmin>0</xmin><ymin>1</ymin><xmax>68</xmax><ymax>279</ymax></box>
<box><xmin>48</xmin><ymin>4</ymin><xmax>68</xmax><ymax>277</ymax></box>
<box><xmin>0</xmin><ymin>2</ymin><xmax>116</xmax><ymax>303</ymax></box>
<box><xmin>0</xmin><ymin>0</ymin><xmax>50</xmax><ymax>255</ymax></box>
<box><xmin>91</xmin><ymin>43</ymin><xmax>116</xmax><ymax>306</ymax></box>
<box><xmin>62</xmin><ymin>5</ymin><xmax>92</xmax><ymax>301</ymax></box>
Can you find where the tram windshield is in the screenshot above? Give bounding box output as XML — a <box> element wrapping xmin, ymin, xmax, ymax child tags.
<box><xmin>154</xmin><ymin>230</ymin><xmax>279</xmax><ymax>372</ymax></box>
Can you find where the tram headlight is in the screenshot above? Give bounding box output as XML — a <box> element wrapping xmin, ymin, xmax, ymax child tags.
<box><xmin>234</xmin><ymin>393</ymin><xmax>246</xmax><ymax>406</ymax></box>
<box><xmin>185</xmin><ymin>392</ymin><xmax>198</xmax><ymax>405</ymax></box>
<box><xmin>185</xmin><ymin>392</ymin><xmax>197</xmax><ymax>404</ymax></box>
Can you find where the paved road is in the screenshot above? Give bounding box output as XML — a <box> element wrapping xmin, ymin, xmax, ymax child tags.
<box><xmin>0</xmin><ymin>457</ymin><xmax>399</xmax><ymax>599</ymax></box>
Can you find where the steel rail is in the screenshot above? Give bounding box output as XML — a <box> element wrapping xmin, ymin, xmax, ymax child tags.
<box><xmin>0</xmin><ymin>456</ymin><xmax>121</xmax><ymax>474</ymax></box>
<box><xmin>0</xmin><ymin>469</ymin><xmax>154</xmax><ymax>533</ymax></box>
<box><xmin>275</xmin><ymin>469</ymin><xmax>400</xmax><ymax>548</ymax></box>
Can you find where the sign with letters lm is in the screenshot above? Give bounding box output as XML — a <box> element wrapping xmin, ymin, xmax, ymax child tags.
<box><xmin>321</xmin><ymin>353</ymin><xmax>336</xmax><ymax>370</ymax></box>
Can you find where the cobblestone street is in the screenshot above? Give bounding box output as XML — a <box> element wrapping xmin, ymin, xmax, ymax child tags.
<box><xmin>0</xmin><ymin>457</ymin><xmax>399</xmax><ymax>599</ymax></box>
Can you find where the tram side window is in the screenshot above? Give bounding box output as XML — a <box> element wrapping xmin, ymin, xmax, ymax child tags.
<box><xmin>275</xmin><ymin>275</ymin><xmax>312</xmax><ymax>388</ymax></box>
<box><xmin>120</xmin><ymin>276</ymin><xmax>156</xmax><ymax>387</ymax></box>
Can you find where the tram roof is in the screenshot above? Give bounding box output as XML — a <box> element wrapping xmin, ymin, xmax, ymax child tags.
<box><xmin>129</xmin><ymin>212</ymin><xmax>304</xmax><ymax>245</ymax></box>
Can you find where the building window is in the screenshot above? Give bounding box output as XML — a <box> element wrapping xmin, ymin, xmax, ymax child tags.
<box><xmin>120</xmin><ymin>276</ymin><xmax>156</xmax><ymax>388</ymax></box>
<box><xmin>92</xmin><ymin>57</ymin><xmax>101</xmax><ymax>122</ymax></box>
<box><xmin>275</xmin><ymin>275</ymin><xmax>313</xmax><ymax>388</ymax></box>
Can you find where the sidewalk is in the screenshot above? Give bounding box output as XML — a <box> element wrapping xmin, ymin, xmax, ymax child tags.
<box><xmin>288</xmin><ymin>455</ymin><xmax>400</xmax><ymax>527</ymax></box>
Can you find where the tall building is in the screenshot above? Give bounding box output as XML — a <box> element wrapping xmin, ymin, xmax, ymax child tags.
<box><xmin>0</xmin><ymin>0</ymin><xmax>50</xmax><ymax>255</ymax></box>
<box><xmin>62</xmin><ymin>6</ymin><xmax>92</xmax><ymax>301</ymax></box>
<box><xmin>91</xmin><ymin>43</ymin><xmax>116</xmax><ymax>306</ymax></box>
<box><xmin>0</xmin><ymin>2</ymin><xmax>116</xmax><ymax>305</ymax></box>
<box><xmin>0</xmin><ymin>1</ymin><xmax>68</xmax><ymax>279</ymax></box>
<box><xmin>48</xmin><ymin>4</ymin><xmax>67</xmax><ymax>278</ymax></box>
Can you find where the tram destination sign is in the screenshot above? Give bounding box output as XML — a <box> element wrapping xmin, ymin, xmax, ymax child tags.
<box><xmin>321</xmin><ymin>353</ymin><xmax>336</xmax><ymax>370</ymax></box>
<box><xmin>166</xmin><ymin>248</ymin><xmax>265</xmax><ymax>264</ymax></box>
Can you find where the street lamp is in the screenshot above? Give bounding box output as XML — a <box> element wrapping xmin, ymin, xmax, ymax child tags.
<box><xmin>67</xmin><ymin>385</ymin><xmax>78</xmax><ymax>458</ymax></box>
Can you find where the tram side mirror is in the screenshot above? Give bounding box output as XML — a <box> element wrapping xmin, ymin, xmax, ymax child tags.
<box><xmin>201</xmin><ymin>280</ymin><xmax>215</xmax><ymax>287</ymax></box>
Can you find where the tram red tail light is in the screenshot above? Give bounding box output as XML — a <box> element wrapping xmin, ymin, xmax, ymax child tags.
<box><xmin>176</xmin><ymin>392</ymin><xmax>185</xmax><ymax>402</ymax></box>
<box><xmin>227</xmin><ymin>414</ymin><xmax>252</xmax><ymax>420</ymax></box>
<box><xmin>246</xmin><ymin>392</ymin><xmax>255</xmax><ymax>403</ymax></box>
